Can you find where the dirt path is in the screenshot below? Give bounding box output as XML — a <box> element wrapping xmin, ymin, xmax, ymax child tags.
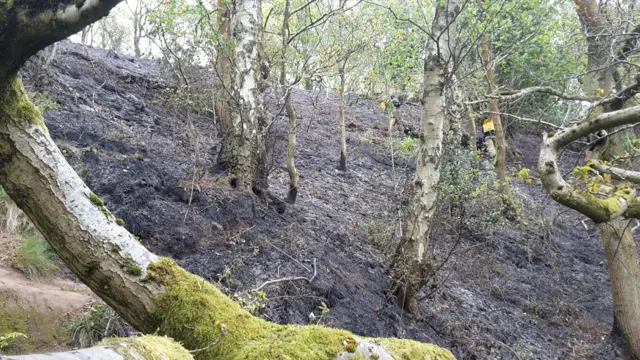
<box><xmin>0</xmin><ymin>266</ymin><xmax>93</xmax><ymax>312</ymax></box>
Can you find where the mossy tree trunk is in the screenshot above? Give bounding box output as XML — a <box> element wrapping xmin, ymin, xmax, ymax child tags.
<box><xmin>1</xmin><ymin>336</ymin><xmax>193</xmax><ymax>360</ymax></box>
<box><xmin>0</xmin><ymin>2</ymin><xmax>455</xmax><ymax>359</ymax></box>
<box><xmin>280</xmin><ymin>0</ymin><xmax>300</xmax><ymax>204</ymax></box>
<box><xmin>390</xmin><ymin>0</ymin><xmax>462</xmax><ymax>315</ymax></box>
<box><xmin>216</xmin><ymin>0</ymin><xmax>268</xmax><ymax>192</ymax></box>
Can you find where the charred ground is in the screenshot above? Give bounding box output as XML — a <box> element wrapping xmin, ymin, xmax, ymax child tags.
<box><xmin>18</xmin><ymin>41</ymin><xmax>626</xmax><ymax>359</ymax></box>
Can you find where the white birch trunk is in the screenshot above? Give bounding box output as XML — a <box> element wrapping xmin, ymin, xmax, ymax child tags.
<box><xmin>390</xmin><ymin>0</ymin><xmax>461</xmax><ymax>314</ymax></box>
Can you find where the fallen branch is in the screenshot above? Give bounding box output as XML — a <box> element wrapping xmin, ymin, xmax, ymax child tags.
<box><xmin>253</xmin><ymin>258</ymin><xmax>317</xmax><ymax>292</ymax></box>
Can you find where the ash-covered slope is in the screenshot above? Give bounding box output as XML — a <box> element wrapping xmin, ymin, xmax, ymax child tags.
<box><xmin>19</xmin><ymin>40</ymin><xmax>623</xmax><ymax>359</ymax></box>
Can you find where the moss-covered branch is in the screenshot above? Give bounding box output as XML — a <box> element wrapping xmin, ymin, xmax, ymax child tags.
<box><xmin>146</xmin><ymin>258</ymin><xmax>454</xmax><ymax>360</ymax></box>
<box><xmin>2</xmin><ymin>336</ymin><xmax>192</xmax><ymax>360</ymax></box>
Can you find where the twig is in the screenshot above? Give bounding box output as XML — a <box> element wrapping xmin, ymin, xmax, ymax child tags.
<box><xmin>253</xmin><ymin>258</ymin><xmax>317</xmax><ymax>291</ymax></box>
<box><xmin>261</xmin><ymin>237</ymin><xmax>311</xmax><ymax>272</ymax></box>
<box><xmin>229</xmin><ymin>225</ymin><xmax>256</xmax><ymax>240</ymax></box>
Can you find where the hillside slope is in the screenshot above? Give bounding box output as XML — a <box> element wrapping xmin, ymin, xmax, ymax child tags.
<box><xmin>17</xmin><ymin>41</ymin><xmax>624</xmax><ymax>359</ymax></box>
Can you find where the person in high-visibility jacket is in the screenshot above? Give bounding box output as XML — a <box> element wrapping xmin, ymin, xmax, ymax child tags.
<box><xmin>482</xmin><ymin>117</ymin><xmax>496</xmax><ymax>139</ymax></box>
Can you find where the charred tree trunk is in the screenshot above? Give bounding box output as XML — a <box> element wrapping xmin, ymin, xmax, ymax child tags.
<box><xmin>390</xmin><ymin>0</ymin><xmax>461</xmax><ymax>315</ymax></box>
<box><xmin>281</xmin><ymin>0</ymin><xmax>300</xmax><ymax>204</ymax></box>
<box><xmin>338</xmin><ymin>60</ymin><xmax>348</xmax><ymax>172</ymax></box>
<box><xmin>216</xmin><ymin>0</ymin><xmax>268</xmax><ymax>191</ymax></box>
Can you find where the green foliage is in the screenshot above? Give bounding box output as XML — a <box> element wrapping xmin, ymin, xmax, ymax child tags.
<box><xmin>66</xmin><ymin>304</ymin><xmax>128</xmax><ymax>348</ymax></box>
<box><xmin>437</xmin><ymin>138</ymin><xmax>518</xmax><ymax>239</ymax></box>
<box><xmin>28</xmin><ymin>92</ymin><xmax>60</xmax><ymax>114</ymax></box>
<box><xmin>395</xmin><ymin>136</ymin><xmax>416</xmax><ymax>157</ymax></box>
<box><xmin>0</xmin><ymin>332</ymin><xmax>27</xmax><ymax>351</ymax></box>
<box><xmin>9</xmin><ymin>236</ymin><xmax>58</xmax><ymax>281</ymax></box>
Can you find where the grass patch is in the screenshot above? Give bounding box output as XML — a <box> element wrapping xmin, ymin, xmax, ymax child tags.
<box><xmin>9</xmin><ymin>236</ymin><xmax>58</xmax><ymax>281</ymax></box>
<box><xmin>66</xmin><ymin>303</ymin><xmax>128</xmax><ymax>348</ymax></box>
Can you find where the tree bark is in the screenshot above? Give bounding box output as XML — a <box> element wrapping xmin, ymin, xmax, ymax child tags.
<box><xmin>477</xmin><ymin>0</ymin><xmax>506</xmax><ymax>182</ymax></box>
<box><xmin>216</xmin><ymin>0</ymin><xmax>268</xmax><ymax>191</ymax></box>
<box><xmin>215</xmin><ymin>0</ymin><xmax>233</xmax><ymax>136</ymax></box>
<box><xmin>281</xmin><ymin>0</ymin><xmax>300</xmax><ymax>204</ymax></box>
<box><xmin>390</xmin><ymin>0</ymin><xmax>461</xmax><ymax>314</ymax></box>
<box><xmin>571</xmin><ymin>3</ymin><xmax>640</xmax><ymax>356</ymax></box>
<box><xmin>338</xmin><ymin>60</ymin><xmax>348</xmax><ymax>172</ymax></box>
<box><xmin>598</xmin><ymin>218</ymin><xmax>640</xmax><ymax>356</ymax></box>
<box><xmin>1</xmin><ymin>336</ymin><xmax>192</xmax><ymax>360</ymax></box>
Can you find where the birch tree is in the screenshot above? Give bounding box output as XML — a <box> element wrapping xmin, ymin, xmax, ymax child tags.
<box><xmin>216</xmin><ymin>0</ymin><xmax>270</xmax><ymax>191</ymax></box>
<box><xmin>390</xmin><ymin>0</ymin><xmax>462</xmax><ymax>315</ymax></box>
<box><xmin>0</xmin><ymin>1</ymin><xmax>455</xmax><ymax>359</ymax></box>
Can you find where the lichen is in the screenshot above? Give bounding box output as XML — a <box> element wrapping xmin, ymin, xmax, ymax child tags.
<box><xmin>578</xmin><ymin>183</ymin><xmax>634</xmax><ymax>221</ymax></box>
<box><xmin>146</xmin><ymin>258</ymin><xmax>455</xmax><ymax>360</ymax></box>
<box><xmin>99</xmin><ymin>335</ymin><xmax>193</xmax><ymax>360</ymax></box>
<box><xmin>0</xmin><ymin>77</ymin><xmax>48</xmax><ymax>132</ymax></box>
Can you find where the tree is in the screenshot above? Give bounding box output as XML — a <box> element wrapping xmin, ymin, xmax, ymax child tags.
<box><xmin>0</xmin><ymin>1</ymin><xmax>455</xmax><ymax>359</ymax></box>
<box><xmin>476</xmin><ymin>0</ymin><xmax>505</xmax><ymax>178</ymax></box>
<box><xmin>215</xmin><ymin>0</ymin><xmax>233</xmax><ymax>136</ymax></box>
<box><xmin>216</xmin><ymin>0</ymin><xmax>270</xmax><ymax>191</ymax></box>
<box><xmin>125</xmin><ymin>0</ymin><xmax>151</xmax><ymax>57</ymax></box>
<box><xmin>390</xmin><ymin>0</ymin><xmax>462</xmax><ymax>315</ymax></box>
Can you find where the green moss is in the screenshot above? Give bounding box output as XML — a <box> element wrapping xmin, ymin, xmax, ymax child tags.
<box><xmin>111</xmin><ymin>245</ymin><xmax>121</xmax><ymax>252</ymax></box>
<box><xmin>378</xmin><ymin>338</ymin><xmax>455</xmax><ymax>359</ymax></box>
<box><xmin>89</xmin><ymin>193</ymin><xmax>104</xmax><ymax>207</ymax></box>
<box><xmin>578</xmin><ymin>184</ymin><xmax>634</xmax><ymax>220</ymax></box>
<box><xmin>100</xmin><ymin>335</ymin><xmax>193</xmax><ymax>360</ymax></box>
<box><xmin>134</xmin><ymin>235</ymin><xmax>141</xmax><ymax>242</ymax></box>
<box><xmin>0</xmin><ymin>77</ymin><xmax>48</xmax><ymax>132</ymax></box>
<box><xmin>0</xmin><ymin>291</ymin><xmax>70</xmax><ymax>354</ymax></box>
<box><xmin>127</xmin><ymin>266</ymin><xmax>142</xmax><ymax>276</ymax></box>
<box><xmin>146</xmin><ymin>258</ymin><xmax>455</xmax><ymax>360</ymax></box>
<box><xmin>116</xmin><ymin>218</ymin><xmax>125</xmax><ymax>226</ymax></box>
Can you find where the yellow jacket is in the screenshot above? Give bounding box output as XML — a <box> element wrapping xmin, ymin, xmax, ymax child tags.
<box><xmin>482</xmin><ymin>119</ymin><xmax>495</xmax><ymax>133</ymax></box>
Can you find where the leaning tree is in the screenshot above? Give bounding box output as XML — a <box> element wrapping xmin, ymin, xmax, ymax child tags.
<box><xmin>0</xmin><ymin>1</ymin><xmax>454</xmax><ymax>359</ymax></box>
<box><xmin>389</xmin><ymin>0</ymin><xmax>463</xmax><ymax>315</ymax></box>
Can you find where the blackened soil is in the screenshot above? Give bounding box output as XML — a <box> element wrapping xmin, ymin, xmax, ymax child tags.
<box><xmin>20</xmin><ymin>41</ymin><xmax>627</xmax><ymax>359</ymax></box>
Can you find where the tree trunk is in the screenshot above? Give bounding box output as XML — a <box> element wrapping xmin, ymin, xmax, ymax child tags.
<box><xmin>281</xmin><ymin>0</ymin><xmax>300</xmax><ymax>204</ymax></box>
<box><xmin>1</xmin><ymin>336</ymin><xmax>192</xmax><ymax>360</ymax></box>
<box><xmin>216</xmin><ymin>0</ymin><xmax>267</xmax><ymax>191</ymax></box>
<box><xmin>477</xmin><ymin>0</ymin><xmax>506</xmax><ymax>183</ymax></box>
<box><xmin>390</xmin><ymin>0</ymin><xmax>461</xmax><ymax>314</ymax></box>
<box><xmin>215</xmin><ymin>0</ymin><xmax>233</xmax><ymax>136</ymax></box>
<box><xmin>338</xmin><ymin>62</ymin><xmax>348</xmax><ymax>172</ymax></box>
<box><xmin>597</xmin><ymin>218</ymin><xmax>640</xmax><ymax>357</ymax></box>
<box><xmin>133</xmin><ymin>17</ymin><xmax>142</xmax><ymax>58</ymax></box>
<box><xmin>573</xmin><ymin>3</ymin><xmax>640</xmax><ymax>356</ymax></box>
